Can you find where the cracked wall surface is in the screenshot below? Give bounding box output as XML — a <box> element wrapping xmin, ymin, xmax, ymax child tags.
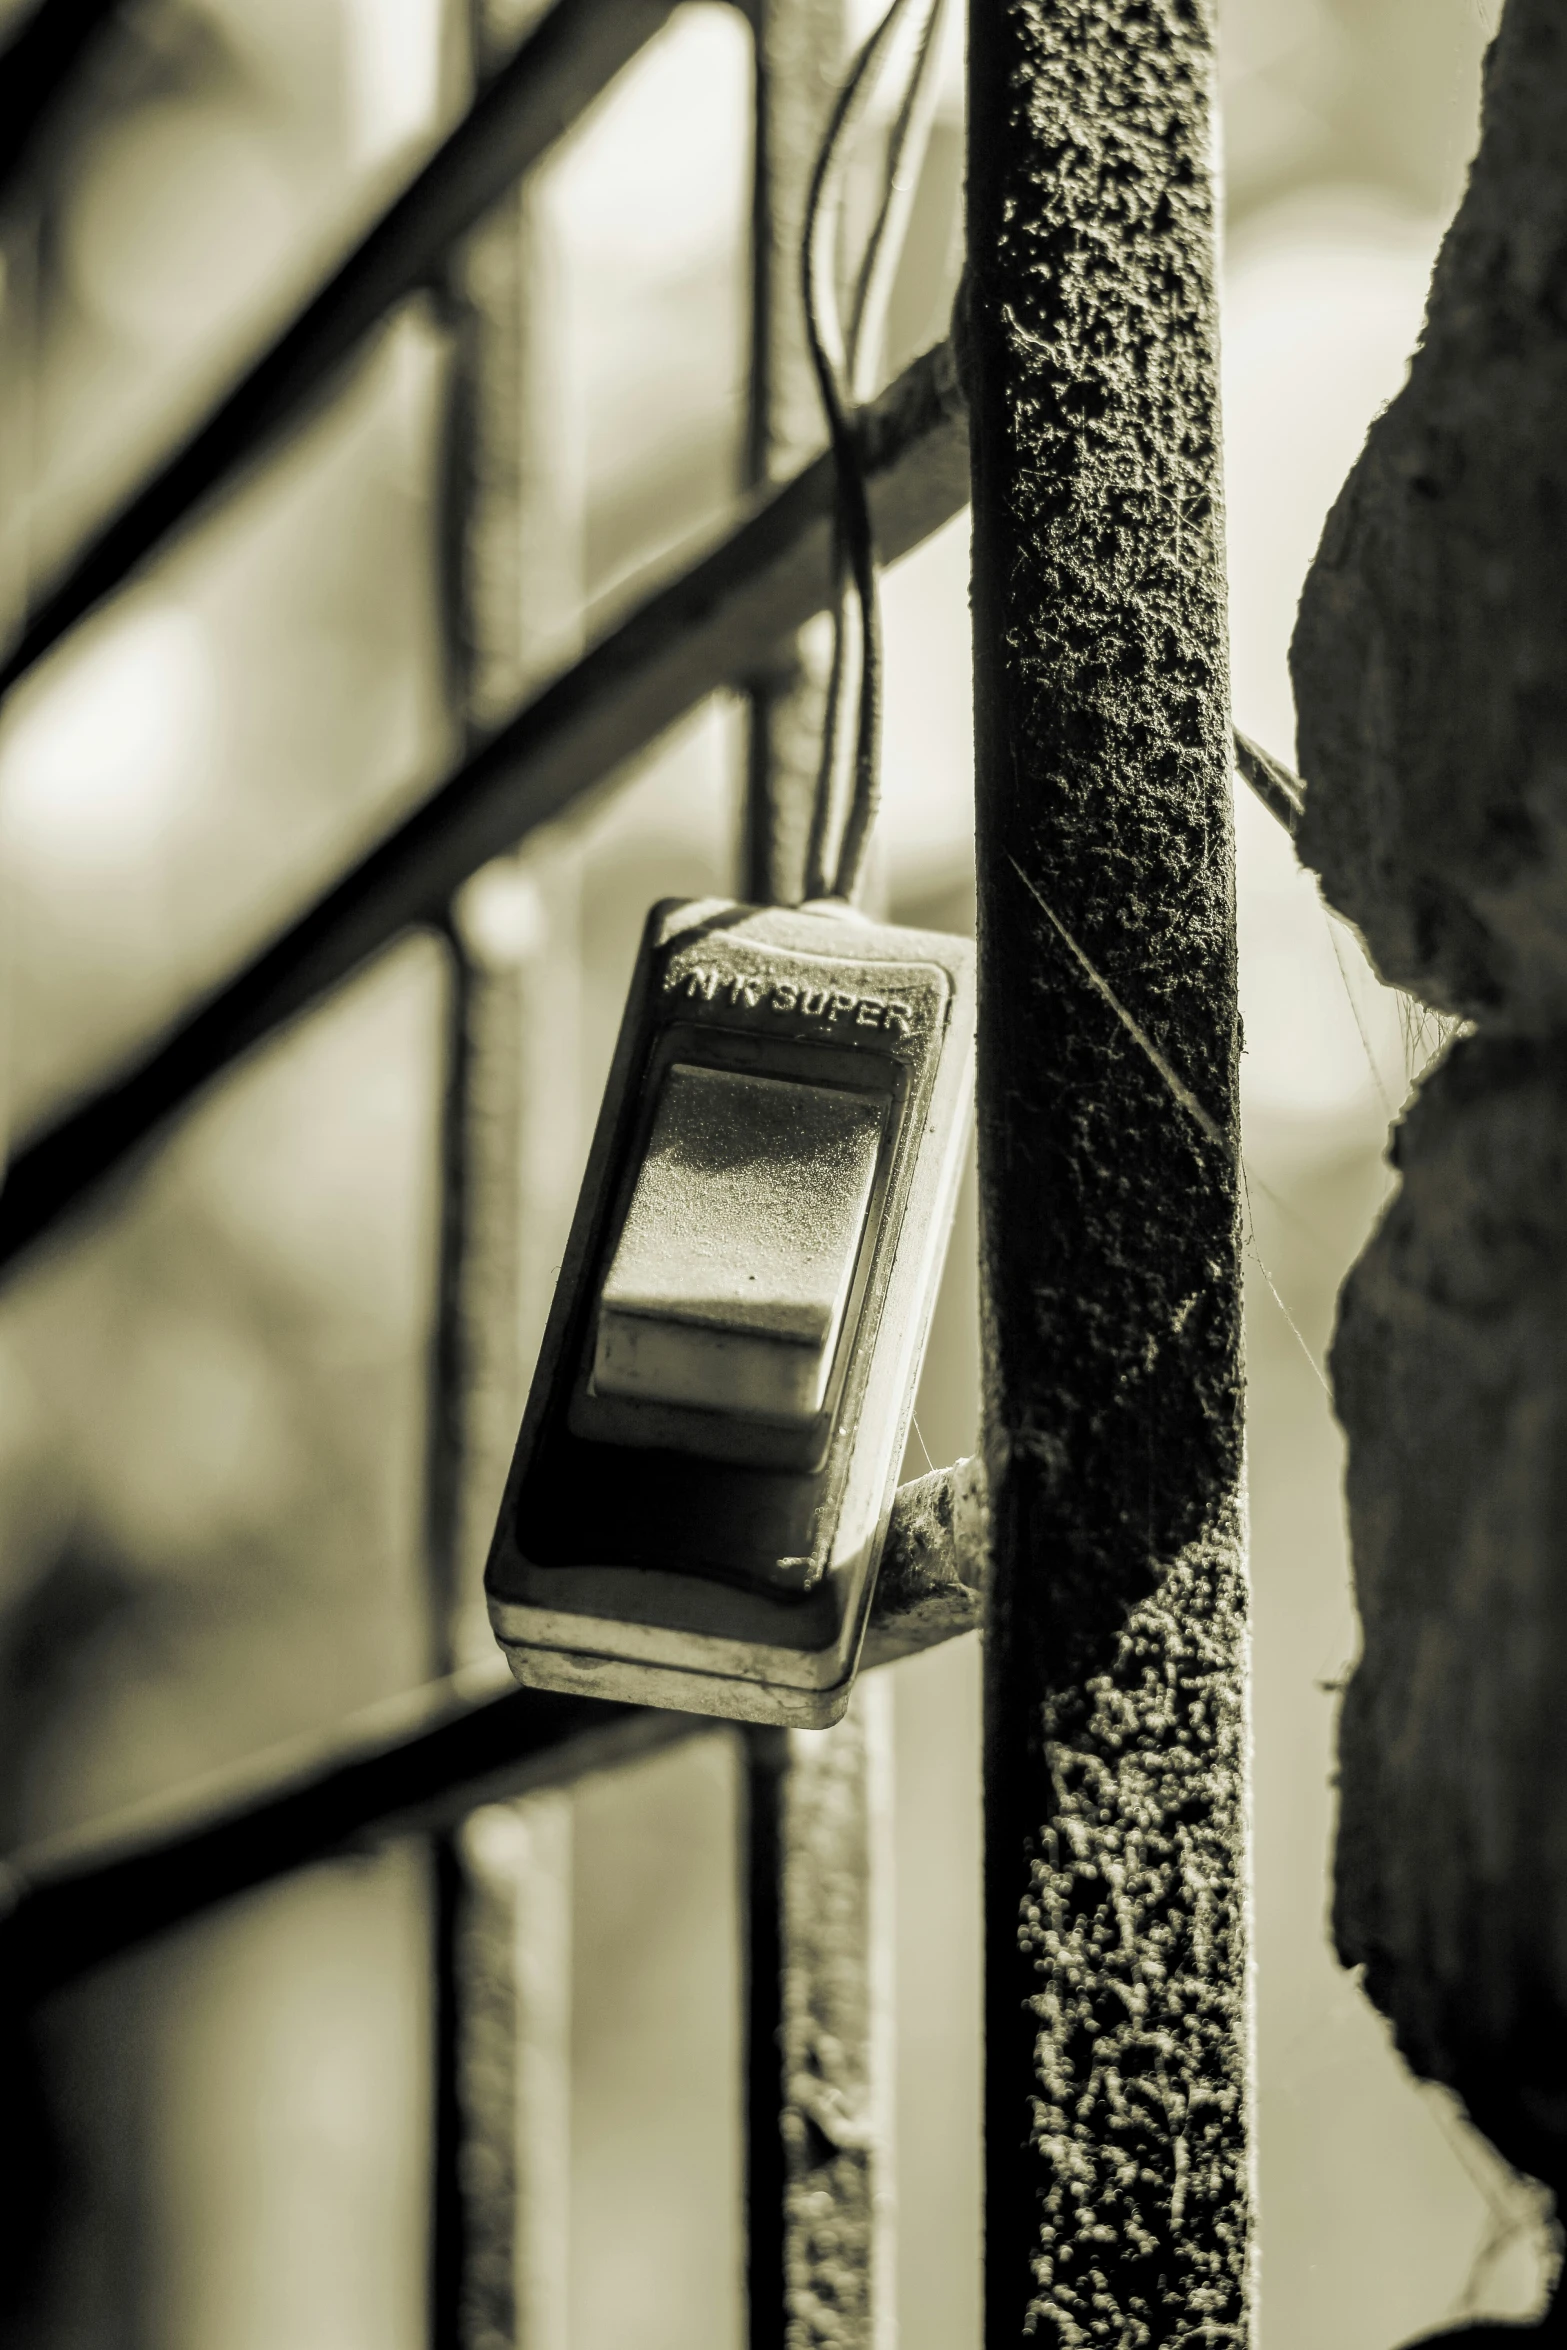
<box><xmin>1291</xmin><ymin>0</ymin><xmax>1567</xmax><ymax>2264</ymax></box>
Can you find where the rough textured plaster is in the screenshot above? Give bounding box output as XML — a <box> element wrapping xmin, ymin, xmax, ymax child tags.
<box><xmin>1293</xmin><ymin>0</ymin><xmax>1567</xmax><ymax>1029</ymax></box>
<box><xmin>1333</xmin><ymin>1039</ymin><xmax>1567</xmax><ymax>2196</ymax></box>
<box><xmin>1291</xmin><ymin>0</ymin><xmax>1567</xmax><ymax>2233</ymax></box>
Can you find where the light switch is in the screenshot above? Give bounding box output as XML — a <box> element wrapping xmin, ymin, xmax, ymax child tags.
<box><xmin>488</xmin><ymin>896</ymin><xmax>976</xmax><ymax>1724</ymax></box>
<box><xmin>593</xmin><ymin>1062</ymin><xmax>885</xmax><ymax>1426</ymax></box>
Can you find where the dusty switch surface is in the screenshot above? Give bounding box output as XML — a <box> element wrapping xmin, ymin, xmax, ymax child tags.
<box><xmin>593</xmin><ymin>1062</ymin><xmax>885</xmax><ymax>1424</ymax></box>
<box><xmin>486</xmin><ymin>896</ymin><xmax>976</xmax><ymax>1724</ymax></box>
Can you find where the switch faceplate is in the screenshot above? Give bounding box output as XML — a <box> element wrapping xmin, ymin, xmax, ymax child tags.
<box><xmin>593</xmin><ymin>1065</ymin><xmax>886</xmax><ymax>1427</ymax></box>
<box><xmin>484</xmin><ymin>897</ymin><xmax>975</xmax><ymax>1728</ymax></box>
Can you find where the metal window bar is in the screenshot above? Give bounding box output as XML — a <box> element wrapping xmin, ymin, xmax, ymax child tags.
<box><xmin>738</xmin><ymin>5</ymin><xmax>897</xmax><ymax>2336</ymax></box>
<box><xmin>0</xmin><ymin>0</ymin><xmax>126</xmax><ymax>198</ymax></box>
<box><xmin>0</xmin><ymin>1466</ymin><xmax>982</xmax><ymax>2000</ymax></box>
<box><xmin>0</xmin><ymin>0</ymin><xmax>1252</xmax><ymax>2344</ymax></box>
<box><xmin>0</xmin><ymin>338</ymin><xmax>968</xmax><ymax>1272</ymax></box>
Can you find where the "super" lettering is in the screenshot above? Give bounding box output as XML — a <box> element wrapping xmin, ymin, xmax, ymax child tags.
<box><xmin>669</xmin><ymin>965</ymin><xmax>913</xmax><ymax>1036</ymax></box>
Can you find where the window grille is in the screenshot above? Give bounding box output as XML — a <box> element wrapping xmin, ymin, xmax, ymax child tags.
<box><xmin>0</xmin><ymin>2</ymin><xmax>1249</xmax><ymax>2345</ymax></box>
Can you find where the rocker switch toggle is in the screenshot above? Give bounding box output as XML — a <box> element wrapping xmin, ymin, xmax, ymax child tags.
<box><xmin>593</xmin><ymin>1063</ymin><xmax>885</xmax><ymax>1427</ymax></box>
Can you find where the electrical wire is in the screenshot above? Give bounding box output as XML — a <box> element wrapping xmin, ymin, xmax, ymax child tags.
<box><xmin>798</xmin><ymin>36</ymin><xmax>1324</xmax><ymax>905</ymax></box>
<box><xmin>800</xmin><ymin>0</ymin><xmax>950</xmax><ymax>902</ymax></box>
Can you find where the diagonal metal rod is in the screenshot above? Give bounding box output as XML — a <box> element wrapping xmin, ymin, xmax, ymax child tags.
<box><xmin>0</xmin><ymin>1673</ymin><xmax>664</xmax><ymax>2007</ymax></box>
<box><xmin>0</xmin><ymin>0</ymin><xmax>123</xmax><ymax>197</ymax></box>
<box><xmin>1233</xmin><ymin>727</ymin><xmax>1304</xmax><ymax>837</ymax></box>
<box><xmin>0</xmin><ymin>0</ymin><xmax>679</xmax><ymax>702</ymax></box>
<box><xmin>0</xmin><ymin>1461</ymin><xmax>982</xmax><ymax>2004</ymax></box>
<box><xmin>0</xmin><ymin>338</ymin><xmax>968</xmax><ymax>1278</ymax></box>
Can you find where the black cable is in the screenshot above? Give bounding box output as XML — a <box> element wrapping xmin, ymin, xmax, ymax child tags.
<box><xmin>797</xmin><ymin>25</ymin><xmax>1316</xmax><ymax>898</ymax></box>
<box><xmin>800</xmin><ymin>0</ymin><xmax>947</xmax><ymax>902</ymax></box>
